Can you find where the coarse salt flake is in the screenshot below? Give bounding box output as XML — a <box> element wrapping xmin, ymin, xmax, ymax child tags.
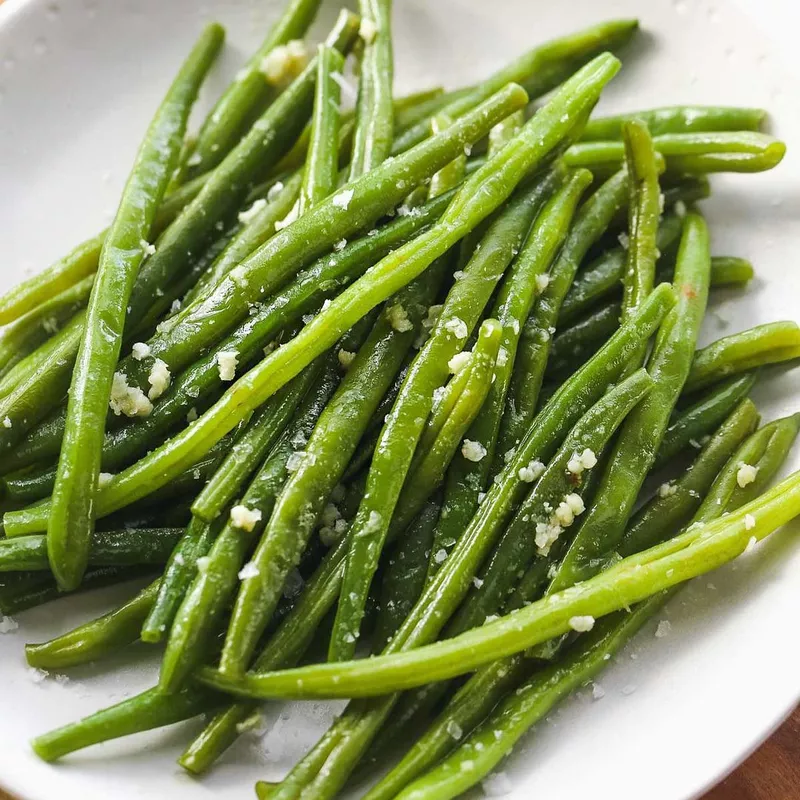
<box><xmin>444</xmin><ymin>317</ymin><xmax>468</xmax><ymax>340</ymax></box>
<box><xmin>238</xmin><ymin>562</ymin><xmax>260</xmax><ymax>580</ymax></box>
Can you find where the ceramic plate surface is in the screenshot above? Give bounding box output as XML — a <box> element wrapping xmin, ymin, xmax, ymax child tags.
<box><xmin>0</xmin><ymin>0</ymin><xmax>799</xmax><ymax>798</ymax></box>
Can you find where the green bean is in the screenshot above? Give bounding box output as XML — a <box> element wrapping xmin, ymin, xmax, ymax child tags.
<box><xmin>191</xmin><ymin>355</ymin><xmax>325</xmax><ymax>522</ymax></box>
<box><xmin>374</xmin><ymin>498</ymin><xmax>442</xmax><ymax>652</ymax></box>
<box><xmin>235</xmin><ymin>285</ymin><xmax>674</xmax><ymax>798</ymax></box>
<box><xmin>0</xmin><ymin>528</ymin><xmax>182</xmax><ymax>572</ymax></box>
<box><xmin>549</xmin><ymin>259</ymin><xmax>758</xmax><ymax>382</ymax></box>
<box><xmin>0</xmin><ymin>274</ymin><xmax>93</xmax><ymax>380</ymax></box>
<box><xmin>325</xmin><ymin>167</ymin><xmax>568</xmax><ymax>663</ymax></box>
<box><xmin>392</xmin><ymin>19</ymin><xmax>638</xmax><ymax>152</ymax></box>
<box><xmin>684</xmin><ymin>321</ymin><xmax>800</xmax><ymax>393</ymax></box>
<box><xmin>187</xmin><ymin>172</ymin><xmax>304</xmax><ymax>305</ymax></box>
<box><xmin>6</xmin><ymin>66</ymin><xmax>609</xmax><ymax>535</ymax></box>
<box><xmin>140</xmin><ymin>517</ymin><xmax>221</xmax><ymax>643</ymax></box>
<box><xmin>392</xmin><ymin>88</ymin><xmax>456</xmax><ymax>131</ymax></box>
<box><xmin>655</xmin><ymin>373</ymin><xmax>757</xmax><ymax>468</ymax></box>
<box><xmin>349</xmin><ymin>0</ymin><xmax>394</xmax><ymax>179</ymax></box>
<box><xmin>25</xmin><ymin>580</ymin><xmax>160</xmax><ymax>670</ymax></box>
<box><xmin>426</xmin><ymin>170</ymin><xmax>590</xmax><ymax>580</ymax></box>
<box><xmin>707</xmin><ymin>255</ymin><xmax>754</xmax><ymax>285</ymax></box>
<box><xmin>198</xmin><ymin>466</ymin><xmax>800</xmax><ymax>699</ymax></box>
<box><xmin>47</xmin><ymin>24</ymin><xmax>224</xmax><ymax>591</ymax></box>
<box><xmin>32</xmin><ymin>684</ymin><xmax>222</xmax><ymax>762</ymax></box>
<box><xmin>545</xmin><ymin>212</ymin><xmax>710</xmax><ymax>600</ymax></box>
<box><xmin>219</xmin><ymin>268</ymin><xmax>447</xmax><ymax>676</ymax></box>
<box><xmin>0</xmin><ymin>566</ymin><xmax>148</xmax><ymax>616</ymax></box>
<box><xmin>694</xmin><ymin>414</ymin><xmax>800</xmax><ymax>522</ymax></box>
<box><xmin>488</xmin><ymin>110</ymin><xmax>525</xmax><ymax>156</ymax></box>
<box><xmin>621</xmin><ymin>398</ymin><xmax>760</xmax><ymax>556</ymax></box>
<box><xmin>620</xmin><ymin>120</ymin><xmax>661</xmax><ymax>323</ymax></box>
<box><xmin>449</xmin><ymin>368</ymin><xmax>652</xmax><ymax>637</ymax></box>
<box><xmin>184</xmin><ymin>0</ymin><xmax>324</xmax><ymax>179</ymax></box>
<box><xmin>118</xmin><ymin>82</ymin><xmax>526</xmax><ymax>394</ymax></box>
<box><xmin>393</xmin><ymin>597</ymin><xmax>665</xmax><ymax>800</ymax></box>
<box><xmin>5</xmin><ymin>186</ymin><xmax>459</xmax><ymax>476</ymax></box>
<box><xmin>497</xmin><ymin>168</ymin><xmax>629</xmax><ymax>456</ymax></box>
<box><xmin>581</xmin><ymin>105</ymin><xmax>767</xmax><ymax>140</ymax></box>
<box><xmin>426</xmin><ymin>114</ymin><xmax>467</xmax><ymax>200</ymax></box>
<box><xmin>565</xmin><ymin>131</ymin><xmax>787</xmax><ymax>173</ymax></box>
<box><xmin>298</xmin><ymin>46</ymin><xmax>343</xmax><ymax>213</ymax></box>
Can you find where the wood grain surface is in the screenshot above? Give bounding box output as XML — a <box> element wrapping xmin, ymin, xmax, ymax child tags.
<box><xmin>1</xmin><ymin>706</ymin><xmax>797</xmax><ymax>798</ymax></box>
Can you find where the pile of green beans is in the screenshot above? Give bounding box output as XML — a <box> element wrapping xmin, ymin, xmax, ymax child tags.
<box><xmin>1</xmin><ymin>5</ymin><xmax>798</xmax><ymax>800</ymax></box>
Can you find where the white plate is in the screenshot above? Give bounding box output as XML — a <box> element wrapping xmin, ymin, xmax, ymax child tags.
<box><xmin>1</xmin><ymin>0</ymin><xmax>799</xmax><ymax>798</ymax></box>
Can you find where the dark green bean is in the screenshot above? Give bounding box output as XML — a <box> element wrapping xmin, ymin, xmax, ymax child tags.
<box><xmin>47</xmin><ymin>24</ymin><xmax>224</xmax><ymax>590</ymax></box>
<box><xmin>26</xmin><ymin>580</ymin><xmax>160</xmax><ymax>670</ymax></box>
<box><xmin>655</xmin><ymin>373</ymin><xmax>757</xmax><ymax>468</ymax></box>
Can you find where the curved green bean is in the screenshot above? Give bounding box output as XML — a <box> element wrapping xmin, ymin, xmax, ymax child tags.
<box><xmin>685</xmin><ymin>321</ymin><xmax>800</xmax><ymax>393</ymax></box>
<box><xmin>581</xmin><ymin>105</ymin><xmax>767</xmax><ymax>140</ymax></box>
<box><xmin>185</xmin><ymin>0</ymin><xmax>324</xmax><ymax>179</ymax></box>
<box><xmin>26</xmin><ymin>580</ymin><xmax>160</xmax><ymax>669</ymax></box>
<box><xmin>48</xmin><ymin>23</ymin><xmax>224</xmax><ymax>590</ymax></box>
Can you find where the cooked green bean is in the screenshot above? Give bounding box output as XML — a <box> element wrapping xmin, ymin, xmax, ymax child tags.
<box><xmin>184</xmin><ymin>0</ymin><xmax>324</xmax><ymax>179</ymax></box>
<box><xmin>426</xmin><ymin>170</ymin><xmax>590</xmax><ymax>580</ymax></box>
<box><xmin>449</xmin><ymin>369</ymin><xmax>652</xmax><ymax>637</ymax></box>
<box><xmin>26</xmin><ymin>580</ymin><xmax>160</xmax><ymax>669</ymax></box>
<box><xmin>684</xmin><ymin>321</ymin><xmax>800</xmax><ymax>392</ymax></box>
<box><xmin>237</xmin><ymin>285</ymin><xmax>674</xmax><ymax>798</ymax></box>
<box><xmin>32</xmin><ymin>685</ymin><xmax>222</xmax><ymax>762</ymax></box>
<box><xmin>620</xmin><ymin>120</ymin><xmax>661</xmax><ymax>324</ymax></box>
<box><xmin>545</xmin><ymin>212</ymin><xmax>710</xmax><ymax>599</ymax></box>
<box><xmin>48</xmin><ymin>24</ymin><xmax>224</xmax><ymax>590</ymax></box>
<box><xmin>654</xmin><ymin>372</ymin><xmax>757</xmax><ymax>468</ymax></box>
<box><xmin>349</xmin><ymin>0</ymin><xmax>394</xmax><ymax>179</ymax></box>
<box><xmin>191</xmin><ymin>355</ymin><xmax>325</xmax><ymax>522</ymax></box>
<box><xmin>374</xmin><ymin>498</ymin><xmax>442</xmax><ymax>651</ymax></box>
<box><xmin>488</xmin><ymin>110</ymin><xmax>525</xmax><ymax>156</ymax></box>
<box><xmin>119</xmin><ymin>81</ymin><xmax>525</xmax><ymax>393</ymax></box>
<box><xmin>5</xmin><ymin>184</ymin><xmax>460</xmax><ymax>475</ymax></box>
<box><xmin>565</xmin><ymin>131</ymin><xmax>787</xmax><ymax>173</ymax></box>
<box><xmin>393</xmin><ymin>19</ymin><xmax>638</xmax><ymax>152</ymax></box>
<box><xmin>392</xmin><ymin>597</ymin><xmax>664</xmax><ymax>800</ymax></box>
<box><xmin>198</xmin><ymin>467</ymin><xmax>800</xmax><ymax>699</ymax></box>
<box><xmin>621</xmin><ymin>398</ymin><xmax>760</xmax><ymax>556</ymax></box>
<box><xmin>497</xmin><ymin>168</ymin><xmax>629</xmax><ymax>456</ymax></box>
<box><xmin>299</xmin><ymin>46</ymin><xmax>343</xmax><ymax>213</ymax></box>
<box><xmin>581</xmin><ymin>105</ymin><xmax>767</xmax><ymax>140</ymax></box>
<box><xmin>158</xmin><ymin>346</ymin><xmax>349</xmax><ymax>693</ymax></box>
<box><xmin>0</xmin><ymin>274</ymin><xmax>93</xmax><ymax>381</ymax></box>
<box><xmin>0</xmin><ymin>528</ymin><xmax>182</xmax><ymax>572</ymax></box>
<box><xmin>326</xmin><ymin>166</ymin><xmax>571</xmax><ymax>661</ymax></box>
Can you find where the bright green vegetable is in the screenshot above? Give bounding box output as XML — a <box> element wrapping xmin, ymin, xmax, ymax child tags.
<box><xmin>48</xmin><ymin>23</ymin><xmax>225</xmax><ymax>590</ymax></box>
<box><xmin>565</xmin><ymin>131</ymin><xmax>787</xmax><ymax>173</ymax></box>
<box><xmin>581</xmin><ymin>105</ymin><xmax>767</xmax><ymax>140</ymax></box>
<box><xmin>26</xmin><ymin>580</ymin><xmax>160</xmax><ymax>669</ymax></box>
<box><xmin>184</xmin><ymin>0</ymin><xmax>325</xmax><ymax>179</ymax></box>
<box><xmin>299</xmin><ymin>46</ymin><xmax>344</xmax><ymax>213</ymax></box>
<box><xmin>426</xmin><ymin>169</ymin><xmax>590</xmax><ymax>580</ymax></box>
<box><xmin>349</xmin><ymin>0</ymin><xmax>394</xmax><ymax>179</ymax></box>
<box><xmin>684</xmin><ymin>321</ymin><xmax>800</xmax><ymax>392</ymax></box>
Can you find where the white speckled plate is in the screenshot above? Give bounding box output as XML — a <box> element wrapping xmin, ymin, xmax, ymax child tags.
<box><xmin>0</xmin><ymin>0</ymin><xmax>799</xmax><ymax>798</ymax></box>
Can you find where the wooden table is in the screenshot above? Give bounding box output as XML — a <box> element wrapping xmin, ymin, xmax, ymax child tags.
<box><xmin>1</xmin><ymin>706</ymin><xmax>797</xmax><ymax>799</ymax></box>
